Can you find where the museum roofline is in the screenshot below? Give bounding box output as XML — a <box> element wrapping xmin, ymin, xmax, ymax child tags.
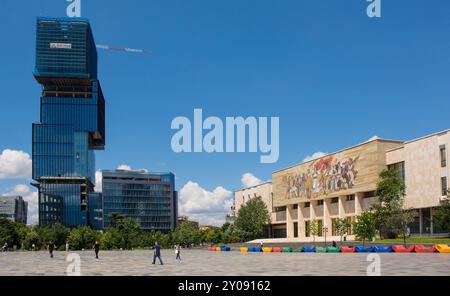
<box><xmin>386</xmin><ymin>128</ymin><xmax>450</xmax><ymax>153</ymax></box>
<box><xmin>234</xmin><ymin>180</ymin><xmax>273</xmax><ymax>193</ymax></box>
<box><xmin>273</xmin><ymin>138</ymin><xmax>404</xmax><ymax>174</ymax></box>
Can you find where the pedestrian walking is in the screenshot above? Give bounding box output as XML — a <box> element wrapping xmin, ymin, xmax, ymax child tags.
<box><xmin>32</xmin><ymin>243</ymin><xmax>36</xmax><ymax>251</ymax></box>
<box><xmin>175</xmin><ymin>245</ymin><xmax>182</xmax><ymax>261</ymax></box>
<box><xmin>66</xmin><ymin>242</ymin><xmax>69</xmax><ymax>252</ymax></box>
<box><xmin>2</xmin><ymin>242</ymin><xmax>8</xmax><ymax>252</ymax></box>
<box><xmin>48</xmin><ymin>241</ymin><xmax>55</xmax><ymax>258</ymax></box>
<box><xmin>152</xmin><ymin>242</ymin><xmax>164</xmax><ymax>265</ymax></box>
<box><xmin>93</xmin><ymin>241</ymin><xmax>100</xmax><ymax>259</ymax></box>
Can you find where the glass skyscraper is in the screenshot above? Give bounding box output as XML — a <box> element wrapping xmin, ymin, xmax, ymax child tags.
<box><xmin>0</xmin><ymin>196</ymin><xmax>28</xmax><ymax>224</ymax></box>
<box><xmin>102</xmin><ymin>170</ymin><xmax>178</xmax><ymax>232</ymax></box>
<box><xmin>32</xmin><ymin>17</ymin><xmax>105</xmax><ymax>228</ymax></box>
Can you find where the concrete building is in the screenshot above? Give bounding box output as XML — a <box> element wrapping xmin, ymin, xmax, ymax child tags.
<box><xmin>270</xmin><ymin>139</ymin><xmax>403</xmax><ymax>240</ymax></box>
<box><xmin>239</xmin><ymin>129</ymin><xmax>450</xmax><ymax>242</ymax></box>
<box><xmin>386</xmin><ymin>129</ymin><xmax>449</xmax><ymax>235</ymax></box>
<box><xmin>0</xmin><ymin>196</ymin><xmax>28</xmax><ymax>224</ymax></box>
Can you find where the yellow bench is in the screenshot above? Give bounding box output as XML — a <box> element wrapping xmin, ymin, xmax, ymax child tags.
<box><xmin>262</xmin><ymin>247</ymin><xmax>273</xmax><ymax>253</ymax></box>
<box><xmin>215</xmin><ymin>247</ymin><xmax>222</xmax><ymax>252</ymax></box>
<box><xmin>435</xmin><ymin>244</ymin><xmax>450</xmax><ymax>253</ymax></box>
<box><xmin>240</xmin><ymin>247</ymin><xmax>249</xmax><ymax>253</ymax></box>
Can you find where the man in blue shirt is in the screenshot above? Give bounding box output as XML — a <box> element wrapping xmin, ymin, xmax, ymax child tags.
<box><xmin>152</xmin><ymin>242</ymin><xmax>164</xmax><ymax>265</ymax></box>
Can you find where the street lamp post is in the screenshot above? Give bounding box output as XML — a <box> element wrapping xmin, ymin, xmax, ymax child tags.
<box><xmin>323</xmin><ymin>226</ymin><xmax>329</xmax><ymax>247</ymax></box>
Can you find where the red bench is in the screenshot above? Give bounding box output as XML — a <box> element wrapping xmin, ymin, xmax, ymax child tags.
<box><xmin>341</xmin><ymin>247</ymin><xmax>356</xmax><ymax>253</ymax></box>
<box><xmin>414</xmin><ymin>245</ymin><xmax>436</xmax><ymax>253</ymax></box>
<box><xmin>392</xmin><ymin>245</ymin><xmax>415</xmax><ymax>253</ymax></box>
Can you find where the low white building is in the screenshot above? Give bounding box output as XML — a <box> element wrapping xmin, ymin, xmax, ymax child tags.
<box><xmin>386</xmin><ymin>129</ymin><xmax>449</xmax><ymax>235</ymax></box>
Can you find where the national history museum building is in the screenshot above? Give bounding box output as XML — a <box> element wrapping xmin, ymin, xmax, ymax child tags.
<box><xmin>234</xmin><ymin>129</ymin><xmax>449</xmax><ymax>241</ymax></box>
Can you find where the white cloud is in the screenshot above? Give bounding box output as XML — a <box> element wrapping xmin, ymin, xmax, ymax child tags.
<box><xmin>303</xmin><ymin>151</ymin><xmax>327</xmax><ymax>163</ymax></box>
<box><xmin>0</xmin><ymin>149</ymin><xmax>32</xmax><ymax>179</ymax></box>
<box><xmin>178</xmin><ymin>181</ymin><xmax>233</xmax><ymax>226</ymax></box>
<box><xmin>116</xmin><ymin>164</ymin><xmax>148</xmax><ymax>172</ymax></box>
<box><xmin>117</xmin><ymin>164</ymin><xmax>132</xmax><ymax>171</ymax></box>
<box><xmin>241</xmin><ymin>173</ymin><xmax>262</xmax><ymax>188</ymax></box>
<box><xmin>95</xmin><ymin>170</ymin><xmax>102</xmax><ymax>192</ymax></box>
<box><xmin>3</xmin><ymin>184</ymin><xmax>38</xmax><ymax>225</ymax></box>
<box><xmin>367</xmin><ymin>135</ymin><xmax>380</xmax><ymax>142</ymax></box>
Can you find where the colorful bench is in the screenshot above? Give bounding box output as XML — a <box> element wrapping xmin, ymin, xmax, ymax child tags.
<box><xmin>262</xmin><ymin>247</ymin><xmax>273</xmax><ymax>253</ymax></box>
<box><xmin>326</xmin><ymin>247</ymin><xmax>341</xmax><ymax>253</ymax></box>
<box><xmin>315</xmin><ymin>247</ymin><xmax>327</xmax><ymax>253</ymax></box>
<box><xmin>341</xmin><ymin>246</ymin><xmax>356</xmax><ymax>253</ymax></box>
<box><xmin>302</xmin><ymin>247</ymin><xmax>316</xmax><ymax>253</ymax></box>
<box><xmin>435</xmin><ymin>244</ymin><xmax>450</xmax><ymax>253</ymax></box>
<box><xmin>240</xmin><ymin>247</ymin><xmax>248</xmax><ymax>253</ymax></box>
<box><xmin>392</xmin><ymin>245</ymin><xmax>415</xmax><ymax>253</ymax></box>
<box><xmin>374</xmin><ymin>246</ymin><xmax>393</xmax><ymax>253</ymax></box>
<box><xmin>282</xmin><ymin>247</ymin><xmax>293</xmax><ymax>253</ymax></box>
<box><xmin>414</xmin><ymin>245</ymin><xmax>436</xmax><ymax>253</ymax></box>
<box><xmin>292</xmin><ymin>247</ymin><xmax>302</xmax><ymax>253</ymax></box>
<box><xmin>356</xmin><ymin>246</ymin><xmax>375</xmax><ymax>253</ymax></box>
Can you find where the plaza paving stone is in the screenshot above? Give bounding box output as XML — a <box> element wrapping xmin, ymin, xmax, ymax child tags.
<box><xmin>1</xmin><ymin>250</ymin><xmax>449</xmax><ymax>276</ymax></box>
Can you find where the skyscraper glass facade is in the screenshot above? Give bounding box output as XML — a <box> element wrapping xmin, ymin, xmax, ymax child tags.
<box><xmin>32</xmin><ymin>17</ymin><xmax>105</xmax><ymax>228</ymax></box>
<box><xmin>102</xmin><ymin>170</ymin><xmax>178</xmax><ymax>232</ymax></box>
<box><xmin>0</xmin><ymin>196</ymin><xmax>28</xmax><ymax>224</ymax></box>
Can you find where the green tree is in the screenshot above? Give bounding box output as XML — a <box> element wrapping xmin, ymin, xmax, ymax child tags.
<box><xmin>434</xmin><ymin>197</ymin><xmax>450</xmax><ymax>236</ymax></box>
<box><xmin>173</xmin><ymin>221</ymin><xmax>199</xmax><ymax>247</ymax></box>
<box><xmin>105</xmin><ymin>213</ymin><xmax>142</xmax><ymax>249</ymax></box>
<box><xmin>23</xmin><ymin>228</ymin><xmax>42</xmax><ymax>250</ymax></box>
<box><xmin>100</xmin><ymin>228</ymin><xmax>122</xmax><ymax>250</ymax></box>
<box><xmin>15</xmin><ymin>222</ymin><xmax>30</xmax><ymax>249</ymax></box>
<box><xmin>307</xmin><ymin>219</ymin><xmax>321</xmax><ymax>246</ymax></box>
<box><xmin>374</xmin><ymin>169</ymin><xmax>407</xmax><ymax>239</ymax></box>
<box><xmin>67</xmin><ymin>227</ymin><xmax>99</xmax><ymax>250</ymax></box>
<box><xmin>223</xmin><ymin>224</ymin><xmax>244</xmax><ymax>243</ymax></box>
<box><xmin>0</xmin><ymin>218</ymin><xmax>20</xmax><ymax>248</ymax></box>
<box><xmin>50</xmin><ymin>223</ymin><xmax>70</xmax><ymax>248</ymax></box>
<box><xmin>335</xmin><ymin>218</ymin><xmax>351</xmax><ymax>243</ymax></box>
<box><xmin>353</xmin><ymin>211</ymin><xmax>376</xmax><ymax>246</ymax></box>
<box><xmin>205</xmin><ymin>227</ymin><xmax>223</xmax><ymax>244</ymax></box>
<box><xmin>235</xmin><ymin>198</ymin><xmax>270</xmax><ymax>241</ymax></box>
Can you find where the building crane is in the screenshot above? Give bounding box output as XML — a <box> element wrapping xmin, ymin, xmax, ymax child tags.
<box><xmin>96</xmin><ymin>44</ymin><xmax>151</xmax><ymax>55</ymax></box>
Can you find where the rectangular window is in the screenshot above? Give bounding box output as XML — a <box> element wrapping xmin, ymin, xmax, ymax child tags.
<box><xmin>331</xmin><ymin>218</ymin><xmax>338</xmax><ymax>236</ymax></box>
<box><xmin>293</xmin><ymin>204</ymin><xmax>298</xmax><ymax>210</ymax></box>
<box><xmin>363</xmin><ymin>191</ymin><xmax>376</xmax><ymax>199</ymax></box>
<box><xmin>331</xmin><ymin>197</ymin><xmax>339</xmax><ymax>204</ymax></box>
<box><xmin>317</xmin><ymin>220</ymin><xmax>323</xmax><ymax>237</ymax></box>
<box><xmin>317</xmin><ymin>200</ymin><xmax>324</xmax><ymax>206</ymax></box>
<box><xmin>304</xmin><ymin>202</ymin><xmax>310</xmax><ymax>208</ymax></box>
<box><xmin>440</xmin><ymin>145</ymin><xmax>447</xmax><ymax>168</ymax></box>
<box><xmin>346</xmin><ymin>195</ymin><xmax>355</xmax><ymax>201</ymax></box>
<box><xmin>442</xmin><ymin>177</ymin><xmax>448</xmax><ymax>196</ymax></box>
<box><xmin>388</xmin><ymin>161</ymin><xmax>405</xmax><ymax>181</ymax></box>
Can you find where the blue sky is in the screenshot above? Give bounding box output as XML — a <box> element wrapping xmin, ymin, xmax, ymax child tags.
<box><xmin>1</xmin><ymin>0</ymin><xmax>449</xmax><ymax>225</ymax></box>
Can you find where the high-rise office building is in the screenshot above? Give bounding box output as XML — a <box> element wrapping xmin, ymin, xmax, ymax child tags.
<box><xmin>32</xmin><ymin>17</ymin><xmax>105</xmax><ymax>228</ymax></box>
<box><xmin>0</xmin><ymin>196</ymin><xmax>28</xmax><ymax>224</ymax></box>
<box><xmin>102</xmin><ymin>170</ymin><xmax>178</xmax><ymax>232</ymax></box>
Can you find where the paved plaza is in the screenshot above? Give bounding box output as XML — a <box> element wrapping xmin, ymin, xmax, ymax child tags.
<box><xmin>1</xmin><ymin>249</ymin><xmax>449</xmax><ymax>276</ymax></box>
